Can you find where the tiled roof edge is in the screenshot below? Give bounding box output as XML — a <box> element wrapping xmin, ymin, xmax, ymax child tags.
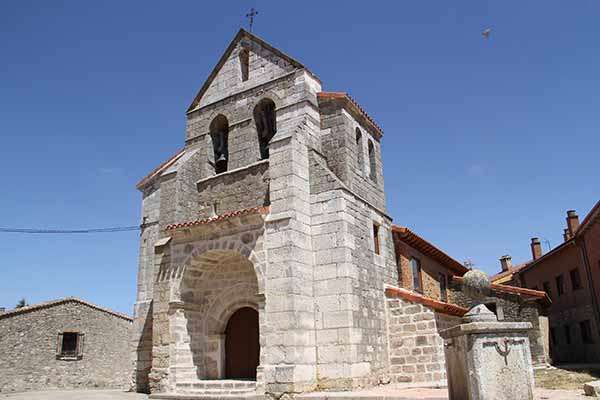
<box><xmin>166</xmin><ymin>206</ymin><xmax>270</xmax><ymax>231</ymax></box>
<box><xmin>384</xmin><ymin>285</ymin><xmax>468</xmax><ymax>317</ymax></box>
<box><xmin>0</xmin><ymin>297</ymin><xmax>133</xmax><ymax>322</ymax></box>
<box><xmin>317</xmin><ymin>92</ymin><xmax>383</xmax><ymax>138</ymax></box>
<box><xmin>452</xmin><ymin>276</ymin><xmax>551</xmax><ymax>306</ymax></box>
<box><xmin>391</xmin><ymin>225</ymin><xmax>469</xmax><ymax>275</ymax></box>
<box><xmin>136</xmin><ymin>148</ymin><xmax>186</xmax><ymax>190</ymax></box>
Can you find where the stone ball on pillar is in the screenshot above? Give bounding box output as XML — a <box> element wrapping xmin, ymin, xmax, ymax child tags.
<box><xmin>462</xmin><ymin>269</ymin><xmax>491</xmax><ymax>302</ymax></box>
<box><xmin>462</xmin><ymin>269</ymin><xmax>496</xmax><ymax>323</ymax></box>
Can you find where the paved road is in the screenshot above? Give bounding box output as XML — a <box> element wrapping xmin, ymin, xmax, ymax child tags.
<box><xmin>0</xmin><ymin>390</ymin><xmax>147</xmax><ymax>400</ymax></box>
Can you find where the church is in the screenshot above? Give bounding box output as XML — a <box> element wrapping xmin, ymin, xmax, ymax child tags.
<box><xmin>132</xmin><ymin>29</ymin><xmax>548</xmax><ymax>399</ymax></box>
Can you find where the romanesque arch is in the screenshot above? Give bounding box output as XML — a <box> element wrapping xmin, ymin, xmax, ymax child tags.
<box><xmin>168</xmin><ymin>232</ymin><xmax>265</xmax><ymax>383</ymax></box>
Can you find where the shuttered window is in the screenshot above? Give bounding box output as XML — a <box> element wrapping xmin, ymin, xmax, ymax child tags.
<box><xmin>56</xmin><ymin>332</ymin><xmax>85</xmax><ymax>360</ymax></box>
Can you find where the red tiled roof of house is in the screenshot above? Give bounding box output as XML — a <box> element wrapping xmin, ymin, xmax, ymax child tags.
<box><xmin>0</xmin><ymin>297</ymin><xmax>132</xmax><ymax>321</ymax></box>
<box><xmin>576</xmin><ymin>199</ymin><xmax>600</xmax><ymax>235</ymax></box>
<box><xmin>391</xmin><ymin>225</ymin><xmax>469</xmax><ymax>275</ymax></box>
<box><xmin>452</xmin><ymin>276</ymin><xmax>551</xmax><ymax>306</ymax></box>
<box><xmin>165</xmin><ymin>206</ymin><xmax>270</xmax><ymax>231</ymax></box>
<box><xmin>317</xmin><ymin>92</ymin><xmax>383</xmax><ymax>138</ymax></box>
<box><xmin>385</xmin><ymin>285</ymin><xmax>468</xmax><ymax>317</ymax></box>
<box><xmin>136</xmin><ymin>148</ymin><xmax>186</xmax><ymax>190</ymax></box>
<box><xmin>512</xmin><ymin>200</ymin><xmax>599</xmax><ymax>275</ymax></box>
<box><xmin>489</xmin><ymin>261</ymin><xmax>530</xmax><ymax>284</ymax></box>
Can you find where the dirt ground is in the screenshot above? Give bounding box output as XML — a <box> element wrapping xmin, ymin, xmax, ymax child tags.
<box><xmin>535</xmin><ymin>364</ymin><xmax>600</xmax><ymax>390</ymax></box>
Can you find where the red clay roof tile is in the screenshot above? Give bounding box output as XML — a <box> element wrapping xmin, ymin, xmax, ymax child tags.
<box><xmin>385</xmin><ymin>285</ymin><xmax>468</xmax><ymax>317</ymax></box>
<box><xmin>165</xmin><ymin>206</ymin><xmax>270</xmax><ymax>231</ymax></box>
<box><xmin>391</xmin><ymin>225</ymin><xmax>469</xmax><ymax>275</ymax></box>
<box><xmin>317</xmin><ymin>92</ymin><xmax>383</xmax><ymax>138</ymax></box>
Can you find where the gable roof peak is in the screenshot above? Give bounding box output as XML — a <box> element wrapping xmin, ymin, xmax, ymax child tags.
<box><xmin>186</xmin><ymin>28</ymin><xmax>319</xmax><ymax>113</ymax></box>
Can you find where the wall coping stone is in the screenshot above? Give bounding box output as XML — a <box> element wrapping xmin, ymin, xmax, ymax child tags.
<box><xmin>196</xmin><ymin>159</ymin><xmax>269</xmax><ymax>189</ymax></box>
<box><xmin>439</xmin><ymin>321</ymin><xmax>533</xmax><ymax>339</ymax></box>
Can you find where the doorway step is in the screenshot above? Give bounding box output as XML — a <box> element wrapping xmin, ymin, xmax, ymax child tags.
<box><xmin>149</xmin><ymin>379</ymin><xmax>257</xmax><ymax>399</ymax></box>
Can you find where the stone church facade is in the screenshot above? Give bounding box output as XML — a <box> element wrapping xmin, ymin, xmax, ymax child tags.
<box><xmin>132</xmin><ymin>29</ymin><xmax>546</xmax><ymax>398</ymax></box>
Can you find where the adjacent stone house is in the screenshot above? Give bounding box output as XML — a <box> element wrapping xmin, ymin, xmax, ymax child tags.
<box><xmin>391</xmin><ymin>225</ymin><xmax>550</xmax><ymax>368</ymax></box>
<box><xmin>0</xmin><ymin>297</ymin><xmax>132</xmax><ymax>393</ymax></box>
<box><xmin>132</xmin><ymin>29</ymin><xmax>545</xmax><ymax>398</ymax></box>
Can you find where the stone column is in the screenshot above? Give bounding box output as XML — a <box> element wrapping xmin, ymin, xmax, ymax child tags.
<box><xmin>440</xmin><ymin>270</ymin><xmax>535</xmax><ymax>400</ymax></box>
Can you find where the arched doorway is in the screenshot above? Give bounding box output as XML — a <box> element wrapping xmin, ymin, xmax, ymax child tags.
<box><xmin>225</xmin><ymin>307</ymin><xmax>259</xmax><ymax>379</ymax></box>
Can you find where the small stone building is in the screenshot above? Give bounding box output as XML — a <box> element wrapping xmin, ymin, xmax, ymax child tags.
<box><xmin>132</xmin><ymin>29</ymin><xmax>545</xmax><ymax>398</ymax></box>
<box><xmin>0</xmin><ymin>297</ymin><xmax>132</xmax><ymax>393</ymax></box>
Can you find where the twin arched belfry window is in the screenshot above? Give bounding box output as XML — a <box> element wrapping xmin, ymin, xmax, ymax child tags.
<box><xmin>208</xmin><ymin>98</ymin><xmax>276</xmax><ymax>174</ymax></box>
<box><xmin>210</xmin><ymin>115</ymin><xmax>229</xmax><ymax>174</ymax></box>
<box><xmin>253</xmin><ymin>99</ymin><xmax>276</xmax><ymax>160</ymax></box>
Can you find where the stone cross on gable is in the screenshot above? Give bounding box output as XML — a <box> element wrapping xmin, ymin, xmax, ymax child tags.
<box><xmin>246</xmin><ymin>8</ymin><xmax>258</xmax><ymax>32</ymax></box>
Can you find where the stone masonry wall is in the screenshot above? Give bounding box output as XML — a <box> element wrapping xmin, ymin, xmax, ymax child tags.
<box><xmin>385</xmin><ymin>294</ymin><xmax>460</xmax><ymax>385</ymax></box>
<box><xmin>196</xmin><ymin>159</ymin><xmax>269</xmax><ymax>220</ymax></box>
<box><xmin>309</xmin><ymin>144</ymin><xmax>397</xmax><ymax>389</ymax></box>
<box><xmin>395</xmin><ymin>240</ymin><xmax>454</xmax><ymax>301</ymax></box>
<box><xmin>449</xmin><ymin>282</ymin><xmax>547</xmax><ymax>366</ymax></box>
<box><xmin>0</xmin><ymin>301</ymin><xmax>132</xmax><ymax>393</ymax></box>
<box><xmin>193</xmin><ymin>34</ymin><xmax>298</xmax><ymax>110</ymax></box>
<box><xmin>318</xmin><ymin>105</ymin><xmax>386</xmax><ymax>212</ymax></box>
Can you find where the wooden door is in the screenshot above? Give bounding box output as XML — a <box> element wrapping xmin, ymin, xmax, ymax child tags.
<box><xmin>225</xmin><ymin>307</ymin><xmax>259</xmax><ymax>379</ymax></box>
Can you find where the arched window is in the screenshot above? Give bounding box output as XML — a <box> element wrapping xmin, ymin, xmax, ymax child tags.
<box><xmin>253</xmin><ymin>98</ymin><xmax>277</xmax><ymax>159</ymax></box>
<box><xmin>355</xmin><ymin>128</ymin><xmax>364</xmax><ymax>175</ymax></box>
<box><xmin>209</xmin><ymin>115</ymin><xmax>229</xmax><ymax>174</ymax></box>
<box><xmin>368</xmin><ymin>139</ymin><xmax>377</xmax><ymax>182</ymax></box>
<box><xmin>239</xmin><ymin>49</ymin><xmax>249</xmax><ymax>82</ymax></box>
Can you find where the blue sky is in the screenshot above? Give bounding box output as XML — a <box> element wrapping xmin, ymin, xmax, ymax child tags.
<box><xmin>1</xmin><ymin>1</ymin><xmax>598</xmax><ymax>314</ymax></box>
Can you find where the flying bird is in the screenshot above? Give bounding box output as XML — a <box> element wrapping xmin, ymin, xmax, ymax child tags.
<box><xmin>482</xmin><ymin>28</ymin><xmax>492</xmax><ymax>39</ymax></box>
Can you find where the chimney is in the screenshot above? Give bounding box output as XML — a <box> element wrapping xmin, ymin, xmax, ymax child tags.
<box><xmin>563</xmin><ymin>228</ymin><xmax>571</xmax><ymax>242</ymax></box>
<box><xmin>499</xmin><ymin>255</ymin><xmax>512</xmax><ymax>272</ymax></box>
<box><xmin>566</xmin><ymin>210</ymin><xmax>580</xmax><ymax>236</ymax></box>
<box><xmin>531</xmin><ymin>237</ymin><xmax>543</xmax><ymax>260</ymax></box>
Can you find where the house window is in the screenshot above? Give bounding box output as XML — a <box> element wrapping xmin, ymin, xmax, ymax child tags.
<box><xmin>570</xmin><ymin>268</ymin><xmax>582</xmax><ymax>290</ymax></box>
<box><xmin>564</xmin><ymin>325</ymin><xmax>571</xmax><ymax>345</ymax></box>
<box><xmin>439</xmin><ymin>273</ymin><xmax>447</xmax><ymax>302</ymax></box>
<box><xmin>368</xmin><ymin>140</ymin><xmax>377</xmax><ymax>182</ymax></box>
<box><xmin>254</xmin><ymin>98</ymin><xmax>277</xmax><ymax>160</ymax></box>
<box><xmin>543</xmin><ymin>281</ymin><xmax>552</xmax><ymax>299</ymax></box>
<box><xmin>56</xmin><ymin>332</ymin><xmax>84</xmax><ymax>360</ymax></box>
<box><xmin>556</xmin><ymin>275</ymin><xmax>565</xmax><ymax>296</ymax></box>
<box><xmin>239</xmin><ymin>49</ymin><xmax>249</xmax><ymax>81</ymax></box>
<box><xmin>581</xmin><ymin>320</ymin><xmax>593</xmax><ymax>344</ymax></box>
<box><xmin>355</xmin><ymin>128</ymin><xmax>364</xmax><ymax>175</ymax></box>
<box><xmin>373</xmin><ymin>224</ymin><xmax>380</xmax><ymax>255</ymax></box>
<box><xmin>209</xmin><ymin>115</ymin><xmax>229</xmax><ymax>174</ymax></box>
<box><xmin>411</xmin><ymin>258</ymin><xmax>422</xmax><ymax>292</ymax></box>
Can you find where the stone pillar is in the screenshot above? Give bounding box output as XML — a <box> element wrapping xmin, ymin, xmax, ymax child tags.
<box><xmin>261</xmin><ymin>93</ymin><xmax>320</xmax><ymax>396</ymax></box>
<box><xmin>440</xmin><ymin>270</ymin><xmax>535</xmax><ymax>400</ymax></box>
